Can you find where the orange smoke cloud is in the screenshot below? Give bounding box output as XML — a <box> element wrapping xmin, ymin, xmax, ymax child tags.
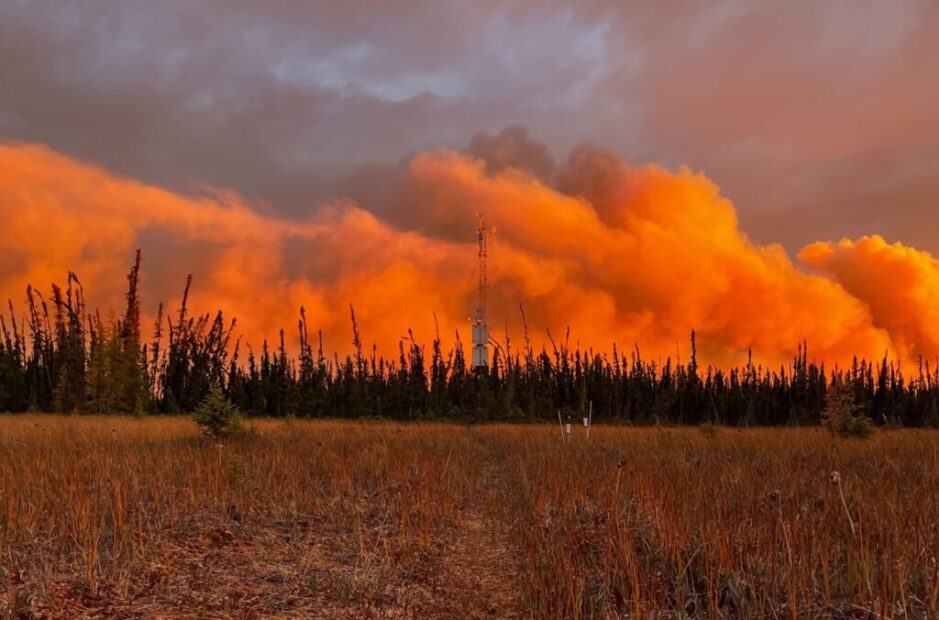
<box><xmin>0</xmin><ymin>142</ymin><xmax>474</xmax><ymax>357</ymax></box>
<box><xmin>396</xmin><ymin>149</ymin><xmax>893</xmax><ymax>366</ymax></box>
<box><xmin>0</xmin><ymin>140</ymin><xmax>910</xmax><ymax>367</ymax></box>
<box><xmin>799</xmin><ymin>236</ymin><xmax>939</xmax><ymax>364</ymax></box>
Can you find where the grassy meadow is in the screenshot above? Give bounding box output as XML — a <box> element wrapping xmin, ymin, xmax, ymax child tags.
<box><xmin>0</xmin><ymin>416</ymin><xmax>937</xmax><ymax>618</ymax></box>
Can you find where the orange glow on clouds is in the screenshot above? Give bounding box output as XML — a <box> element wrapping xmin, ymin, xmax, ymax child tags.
<box><xmin>1</xmin><ymin>141</ymin><xmax>933</xmax><ymax>368</ymax></box>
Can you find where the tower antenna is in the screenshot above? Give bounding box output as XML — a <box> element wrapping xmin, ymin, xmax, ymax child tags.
<box><xmin>472</xmin><ymin>213</ymin><xmax>494</xmax><ymax>370</ymax></box>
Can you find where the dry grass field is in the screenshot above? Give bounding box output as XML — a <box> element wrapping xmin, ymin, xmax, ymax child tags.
<box><xmin>0</xmin><ymin>417</ymin><xmax>937</xmax><ymax>618</ymax></box>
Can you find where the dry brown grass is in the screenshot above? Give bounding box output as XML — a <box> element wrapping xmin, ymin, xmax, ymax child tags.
<box><xmin>0</xmin><ymin>417</ymin><xmax>937</xmax><ymax>618</ymax></box>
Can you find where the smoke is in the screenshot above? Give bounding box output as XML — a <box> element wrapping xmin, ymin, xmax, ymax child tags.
<box><xmin>799</xmin><ymin>236</ymin><xmax>939</xmax><ymax>365</ymax></box>
<box><xmin>0</xmin><ymin>139</ymin><xmax>919</xmax><ymax>368</ymax></box>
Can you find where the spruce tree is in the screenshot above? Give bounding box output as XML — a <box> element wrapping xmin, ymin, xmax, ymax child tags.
<box><xmin>193</xmin><ymin>385</ymin><xmax>243</xmax><ymax>438</ymax></box>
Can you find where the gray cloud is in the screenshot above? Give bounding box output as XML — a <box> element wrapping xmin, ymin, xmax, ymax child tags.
<box><xmin>1</xmin><ymin>0</ymin><xmax>937</xmax><ymax>253</ymax></box>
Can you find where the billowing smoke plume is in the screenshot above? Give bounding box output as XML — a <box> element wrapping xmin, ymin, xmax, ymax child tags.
<box><xmin>0</xmin><ymin>138</ymin><xmax>926</xmax><ymax>368</ymax></box>
<box><xmin>800</xmin><ymin>236</ymin><xmax>939</xmax><ymax>365</ymax></box>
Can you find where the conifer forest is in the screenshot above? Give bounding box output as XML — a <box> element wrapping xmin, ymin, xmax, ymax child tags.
<box><xmin>2</xmin><ymin>253</ymin><xmax>937</xmax><ymax>428</ymax></box>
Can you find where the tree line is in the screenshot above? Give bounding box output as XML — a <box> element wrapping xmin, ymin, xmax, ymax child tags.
<box><xmin>2</xmin><ymin>253</ymin><xmax>938</xmax><ymax>427</ymax></box>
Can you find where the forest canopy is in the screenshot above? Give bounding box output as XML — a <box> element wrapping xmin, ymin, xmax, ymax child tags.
<box><xmin>1</xmin><ymin>253</ymin><xmax>937</xmax><ymax>427</ymax></box>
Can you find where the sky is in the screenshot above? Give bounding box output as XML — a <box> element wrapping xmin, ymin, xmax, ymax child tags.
<box><xmin>2</xmin><ymin>1</ymin><xmax>939</xmax><ymax>367</ymax></box>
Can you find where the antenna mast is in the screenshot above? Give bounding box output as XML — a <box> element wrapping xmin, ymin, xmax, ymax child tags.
<box><xmin>472</xmin><ymin>214</ymin><xmax>493</xmax><ymax>370</ymax></box>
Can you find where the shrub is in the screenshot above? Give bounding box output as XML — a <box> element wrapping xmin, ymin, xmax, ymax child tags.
<box><xmin>193</xmin><ymin>386</ymin><xmax>244</xmax><ymax>439</ymax></box>
<box><xmin>698</xmin><ymin>422</ymin><xmax>720</xmax><ymax>437</ymax></box>
<box><xmin>836</xmin><ymin>415</ymin><xmax>875</xmax><ymax>438</ymax></box>
<box><xmin>822</xmin><ymin>384</ymin><xmax>874</xmax><ymax>438</ymax></box>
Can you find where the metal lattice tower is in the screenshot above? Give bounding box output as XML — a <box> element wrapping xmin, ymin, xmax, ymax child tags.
<box><xmin>472</xmin><ymin>215</ymin><xmax>492</xmax><ymax>369</ymax></box>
